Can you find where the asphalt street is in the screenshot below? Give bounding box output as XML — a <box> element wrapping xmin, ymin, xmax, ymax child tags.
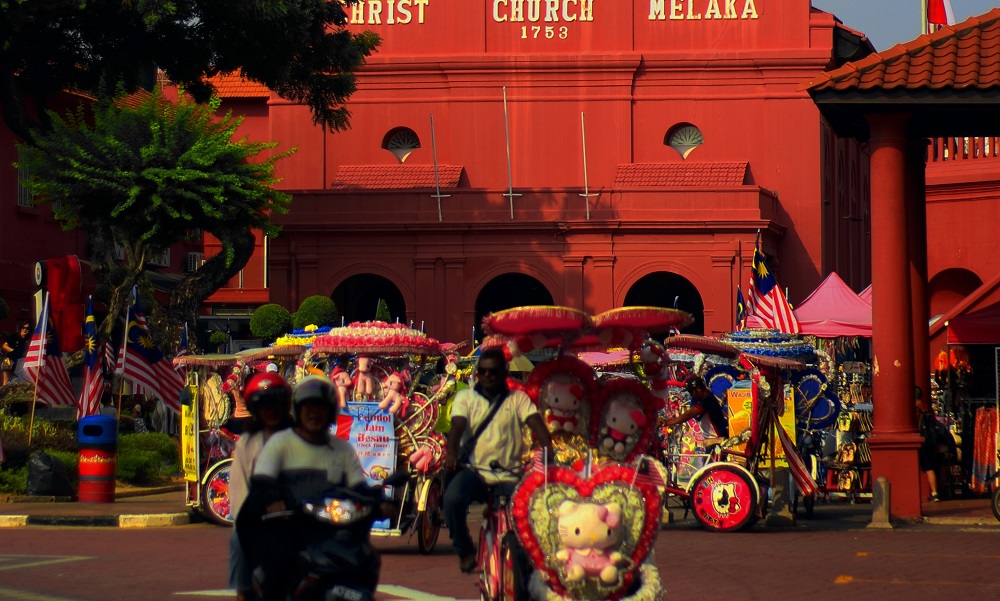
<box><xmin>0</xmin><ymin>515</ymin><xmax>997</xmax><ymax>601</ymax></box>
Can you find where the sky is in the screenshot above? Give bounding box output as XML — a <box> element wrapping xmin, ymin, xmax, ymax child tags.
<box><xmin>810</xmin><ymin>0</ymin><xmax>1000</xmax><ymax>52</ymax></box>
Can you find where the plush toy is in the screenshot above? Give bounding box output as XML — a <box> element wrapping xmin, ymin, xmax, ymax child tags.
<box><xmin>542</xmin><ymin>379</ymin><xmax>584</xmax><ymax>433</ymax></box>
<box><xmin>330</xmin><ymin>366</ymin><xmax>353</xmax><ymax>408</ymax></box>
<box><xmin>408</xmin><ymin>443</ymin><xmax>435</xmax><ymax>474</ymax></box>
<box><xmin>353</xmin><ymin>355</ymin><xmax>378</xmax><ymax>399</ymax></box>
<box><xmin>379</xmin><ymin>370</ymin><xmax>409</xmax><ymax>415</ymax></box>
<box><xmin>600</xmin><ymin>399</ymin><xmax>648</xmax><ymax>455</ymax></box>
<box><xmin>554</xmin><ymin>500</ymin><xmax>625</xmax><ymax>585</ymax></box>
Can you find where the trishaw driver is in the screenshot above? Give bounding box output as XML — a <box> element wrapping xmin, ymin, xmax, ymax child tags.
<box><xmin>443</xmin><ymin>348</ymin><xmax>554</xmax><ymax>574</ymax></box>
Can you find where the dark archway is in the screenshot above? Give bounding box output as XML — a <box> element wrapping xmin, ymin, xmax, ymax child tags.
<box><xmin>332</xmin><ymin>274</ymin><xmax>406</xmax><ymax>324</ymax></box>
<box><xmin>623</xmin><ymin>272</ymin><xmax>704</xmax><ymax>335</ymax></box>
<box><xmin>928</xmin><ymin>268</ymin><xmax>982</xmax><ymax>319</ymax></box>
<box><xmin>474</xmin><ymin>273</ymin><xmax>554</xmax><ymax>340</ymax></box>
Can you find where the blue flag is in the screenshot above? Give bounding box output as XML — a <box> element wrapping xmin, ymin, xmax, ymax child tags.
<box><xmin>736</xmin><ymin>288</ymin><xmax>747</xmax><ymax>330</ymax></box>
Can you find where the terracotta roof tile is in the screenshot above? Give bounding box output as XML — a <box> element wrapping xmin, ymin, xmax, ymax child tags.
<box><xmin>330</xmin><ymin>165</ymin><xmax>464</xmax><ymax>190</ymax></box>
<box><xmin>206</xmin><ymin>72</ymin><xmax>271</xmax><ymax>98</ymax></box>
<box><xmin>803</xmin><ymin>8</ymin><xmax>1000</xmax><ymax>92</ymax></box>
<box><xmin>614</xmin><ymin>162</ymin><xmax>749</xmax><ymax>188</ymax></box>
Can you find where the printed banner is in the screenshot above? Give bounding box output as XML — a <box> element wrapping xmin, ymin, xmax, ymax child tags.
<box><xmin>181</xmin><ymin>395</ymin><xmax>198</xmax><ymax>483</ymax></box>
<box><xmin>336</xmin><ymin>402</ymin><xmax>398</xmax><ymax>530</ymax></box>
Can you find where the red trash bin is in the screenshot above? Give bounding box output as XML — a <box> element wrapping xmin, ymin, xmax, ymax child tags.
<box><xmin>77</xmin><ymin>415</ymin><xmax>118</xmax><ymax>503</ymax></box>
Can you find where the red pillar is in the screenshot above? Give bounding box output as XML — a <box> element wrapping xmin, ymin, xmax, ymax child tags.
<box><xmin>907</xmin><ymin>139</ymin><xmax>931</xmax><ymax>407</ymax></box>
<box><xmin>866</xmin><ymin>114</ymin><xmax>923</xmax><ymax>520</ymax></box>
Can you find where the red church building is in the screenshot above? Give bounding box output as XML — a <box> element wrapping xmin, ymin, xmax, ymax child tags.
<box><xmin>207</xmin><ymin>1</ymin><xmax>875</xmax><ymax>345</ymax></box>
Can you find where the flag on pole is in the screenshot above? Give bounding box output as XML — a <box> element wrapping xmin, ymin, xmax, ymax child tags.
<box><xmin>23</xmin><ymin>293</ymin><xmax>76</xmax><ymax>407</ymax></box>
<box><xmin>115</xmin><ymin>288</ymin><xmax>185</xmax><ymax>412</ymax></box>
<box><xmin>747</xmin><ymin>233</ymin><xmax>800</xmax><ymax>334</ymax></box>
<box><xmin>78</xmin><ymin>297</ymin><xmax>104</xmax><ymax>419</ymax></box>
<box><xmin>927</xmin><ymin>0</ymin><xmax>955</xmax><ymax>26</ymax></box>
<box><xmin>174</xmin><ymin>323</ymin><xmax>190</xmax><ymax>382</ymax></box>
<box><xmin>735</xmin><ymin>288</ymin><xmax>747</xmax><ymax>331</ymax></box>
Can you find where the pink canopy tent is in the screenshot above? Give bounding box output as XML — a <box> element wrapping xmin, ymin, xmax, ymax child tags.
<box><xmin>859</xmin><ymin>285</ymin><xmax>872</xmax><ymax>304</ymax></box>
<box><xmin>793</xmin><ymin>272</ymin><xmax>872</xmax><ymax>338</ymax></box>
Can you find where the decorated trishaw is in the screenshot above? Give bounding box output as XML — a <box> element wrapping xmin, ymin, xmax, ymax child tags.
<box><xmin>176</xmin><ymin>344</ymin><xmax>308</xmax><ymax>525</ymax></box>
<box><xmin>308</xmin><ymin>321</ymin><xmax>448</xmax><ymax>553</ymax></box>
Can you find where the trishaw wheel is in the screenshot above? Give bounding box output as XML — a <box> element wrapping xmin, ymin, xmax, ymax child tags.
<box><xmin>417</xmin><ymin>478</ymin><xmax>443</xmax><ymax>554</ymax></box>
<box><xmin>499</xmin><ymin>533</ymin><xmax>525</xmax><ymax>601</ymax></box>
<box><xmin>991</xmin><ymin>486</ymin><xmax>1000</xmax><ymax>523</ymax></box>
<box><xmin>689</xmin><ymin>464</ymin><xmax>757</xmax><ymax>532</ymax></box>
<box><xmin>201</xmin><ymin>460</ymin><xmax>234</xmax><ymax>527</ymax></box>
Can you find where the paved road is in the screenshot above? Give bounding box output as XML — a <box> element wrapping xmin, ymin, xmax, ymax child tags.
<box><xmin>0</xmin><ymin>520</ymin><xmax>998</xmax><ymax>601</ymax></box>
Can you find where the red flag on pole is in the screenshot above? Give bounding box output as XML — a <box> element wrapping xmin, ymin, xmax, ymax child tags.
<box><xmin>928</xmin><ymin>0</ymin><xmax>955</xmax><ymax>26</ymax></box>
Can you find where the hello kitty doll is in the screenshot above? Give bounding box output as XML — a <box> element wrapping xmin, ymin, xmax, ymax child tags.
<box><xmin>554</xmin><ymin>500</ymin><xmax>626</xmax><ymax>585</ymax></box>
<box><xmin>542</xmin><ymin>379</ymin><xmax>585</xmax><ymax>433</ymax></box>
<box><xmin>600</xmin><ymin>398</ymin><xmax>648</xmax><ymax>456</ymax></box>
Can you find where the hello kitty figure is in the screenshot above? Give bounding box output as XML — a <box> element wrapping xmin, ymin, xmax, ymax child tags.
<box><xmin>600</xmin><ymin>399</ymin><xmax>648</xmax><ymax>456</ymax></box>
<box><xmin>554</xmin><ymin>500</ymin><xmax>626</xmax><ymax>585</ymax></box>
<box><xmin>542</xmin><ymin>379</ymin><xmax>584</xmax><ymax>433</ymax></box>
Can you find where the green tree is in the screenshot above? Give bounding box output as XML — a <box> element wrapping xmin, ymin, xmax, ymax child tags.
<box><xmin>17</xmin><ymin>90</ymin><xmax>293</xmax><ymax>340</ymax></box>
<box><xmin>375</xmin><ymin>299</ymin><xmax>392</xmax><ymax>323</ymax></box>
<box><xmin>209</xmin><ymin>330</ymin><xmax>230</xmax><ymax>352</ymax></box>
<box><xmin>0</xmin><ymin>1</ymin><xmax>379</xmax><ymax>141</ymax></box>
<box><xmin>293</xmin><ymin>296</ymin><xmax>339</xmax><ymax>330</ymax></box>
<box><xmin>250</xmin><ymin>304</ymin><xmax>292</xmax><ymax>344</ymax></box>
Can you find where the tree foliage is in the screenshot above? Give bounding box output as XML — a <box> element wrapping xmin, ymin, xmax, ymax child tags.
<box><xmin>17</xmin><ymin>90</ymin><xmax>293</xmax><ymax>339</ymax></box>
<box><xmin>375</xmin><ymin>298</ymin><xmax>392</xmax><ymax>323</ymax></box>
<box><xmin>0</xmin><ymin>0</ymin><xmax>379</xmax><ymax>140</ymax></box>
<box><xmin>293</xmin><ymin>295</ymin><xmax>339</xmax><ymax>330</ymax></box>
<box><xmin>250</xmin><ymin>304</ymin><xmax>292</xmax><ymax>344</ymax></box>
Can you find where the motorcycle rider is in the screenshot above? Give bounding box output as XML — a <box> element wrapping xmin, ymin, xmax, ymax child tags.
<box><xmin>238</xmin><ymin>375</ymin><xmax>372</xmax><ymax>601</ymax></box>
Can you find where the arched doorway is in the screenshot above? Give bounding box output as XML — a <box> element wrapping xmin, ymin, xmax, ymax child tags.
<box><xmin>928</xmin><ymin>268</ymin><xmax>982</xmax><ymax>319</ymax></box>
<box><xmin>332</xmin><ymin>274</ymin><xmax>406</xmax><ymax>324</ymax></box>
<box><xmin>623</xmin><ymin>272</ymin><xmax>704</xmax><ymax>335</ymax></box>
<box><xmin>474</xmin><ymin>273</ymin><xmax>554</xmax><ymax>340</ymax></box>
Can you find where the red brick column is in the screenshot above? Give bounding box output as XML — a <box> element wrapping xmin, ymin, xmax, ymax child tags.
<box><xmin>866</xmin><ymin>114</ymin><xmax>923</xmax><ymax>519</ymax></box>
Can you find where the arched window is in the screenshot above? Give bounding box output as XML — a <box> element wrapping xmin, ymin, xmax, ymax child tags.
<box><xmin>381</xmin><ymin>127</ymin><xmax>421</xmax><ymax>163</ymax></box>
<box><xmin>664</xmin><ymin>123</ymin><xmax>704</xmax><ymax>159</ymax></box>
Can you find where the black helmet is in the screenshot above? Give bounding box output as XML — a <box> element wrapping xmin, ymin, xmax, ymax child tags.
<box><xmin>243</xmin><ymin>373</ymin><xmax>292</xmax><ymax>414</ymax></box>
<box><xmin>293</xmin><ymin>376</ymin><xmax>339</xmax><ymax>424</ymax></box>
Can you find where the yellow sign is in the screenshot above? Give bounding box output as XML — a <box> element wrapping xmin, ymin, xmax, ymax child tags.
<box><xmin>181</xmin><ymin>386</ymin><xmax>198</xmax><ymax>482</ymax></box>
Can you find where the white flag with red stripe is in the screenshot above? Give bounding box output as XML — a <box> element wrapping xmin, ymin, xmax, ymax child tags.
<box><xmin>22</xmin><ymin>293</ymin><xmax>76</xmax><ymax>407</ymax></box>
<box><xmin>928</xmin><ymin>0</ymin><xmax>955</xmax><ymax>26</ymax></box>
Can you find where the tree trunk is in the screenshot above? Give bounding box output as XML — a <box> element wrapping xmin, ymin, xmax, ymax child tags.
<box><xmin>167</xmin><ymin>228</ymin><xmax>256</xmax><ymax>339</ymax></box>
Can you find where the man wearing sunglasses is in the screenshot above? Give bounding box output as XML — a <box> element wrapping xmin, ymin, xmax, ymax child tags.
<box><xmin>442</xmin><ymin>347</ymin><xmax>553</xmax><ymax>573</ymax></box>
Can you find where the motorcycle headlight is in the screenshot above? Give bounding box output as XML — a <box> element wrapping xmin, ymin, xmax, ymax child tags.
<box><xmin>303</xmin><ymin>498</ymin><xmax>367</xmax><ymax>524</ymax></box>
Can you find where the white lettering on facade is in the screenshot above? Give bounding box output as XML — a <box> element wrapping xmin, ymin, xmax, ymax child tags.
<box><xmin>496</xmin><ymin>0</ymin><xmax>592</xmax><ymax>22</ymax></box>
<box><xmin>649</xmin><ymin>0</ymin><xmax>759</xmax><ymax>20</ymax></box>
<box><xmin>349</xmin><ymin>0</ymin><xmax>427</xmax><ymax>25</ymax></box>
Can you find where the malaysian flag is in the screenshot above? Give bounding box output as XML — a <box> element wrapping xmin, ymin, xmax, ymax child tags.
<box><xmin>747</xmin><ymin>233</ymin><xmax>800</xmax><ymax>334</ymax></box>
<box><xmin>116</xmin><ymin>288</ymin><xmax>185</xmax><ymax>412</ymax></box>
<box><xmin>23</xmin><ymin>293</ymin><xmax>76</xmax><ymax>407</ymax></box>
<box><xmin>77</xmin><ymin>297</ymin><xmax>104</xmax><ymax>419</ymax></box>
<box><xmin>735</xmin><ymin>288</ymin><xmax>747</xmax><ymax>331</ymax></box>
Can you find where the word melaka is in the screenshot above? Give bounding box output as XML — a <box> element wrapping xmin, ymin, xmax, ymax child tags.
<box><xmin>345</xmin><ymin>0</ymin><xmax>760</xmax><ymax>25</ymax></box>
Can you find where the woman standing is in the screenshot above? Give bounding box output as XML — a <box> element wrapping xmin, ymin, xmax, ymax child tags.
<box><xmin>228</xmin><ymin>373</ymin><xmax>293</xmax><ymax>601</ymax></box>
<box><xmin>1</xmin><ymin>320</ymin><xmax>31</xmax><ymax>387</ymax></box>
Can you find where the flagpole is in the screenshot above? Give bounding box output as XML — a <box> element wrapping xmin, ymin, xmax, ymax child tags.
<box><xmin>502</xmin><ymin>86</ymin><xmax>521</xmax><ymax>220</ymax></box>
<box><xmin>922</xmin><ymin>0</ymin><xmax>929</xmax><ymax>35</ymax></box>
<box><xmin>27</xmin><ymin>293</ymin><xmax>50</xmax><ymax>447</ymax></box>
<box><xmin>116</xmin><ymin>287</ymin><xmax>135</xmax><ymax>422</ymax></box>
<box><xmin>430</xmin><ymin>113</ymin><xmax>450</xmax><ymax>222</ymax></box>
<box><xmin>579</xmin><ymin>112</ymin><xmax>598</xmax><ymax>221</ymax></box>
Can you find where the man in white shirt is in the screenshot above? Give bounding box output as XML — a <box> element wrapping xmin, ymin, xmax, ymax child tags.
<box><xmin>442</xmin><ymin>348</ymin><xmax>553</xmax><ymax>573</ymax></box>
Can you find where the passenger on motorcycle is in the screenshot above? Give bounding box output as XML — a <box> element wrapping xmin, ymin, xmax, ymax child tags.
<box><xmin>238</xmin><ymin>375</ymin><xmax>372</xmax><ymax>601</ymax></box>
<box><xmin>443</xmin><ymin>348</ymin><xmax>554</xmax><ymax>574</ymax></box>
<box><xmin>229</xmin><ymin>373</ymin><xmax>294</xmax><ymax>601</ymax></box>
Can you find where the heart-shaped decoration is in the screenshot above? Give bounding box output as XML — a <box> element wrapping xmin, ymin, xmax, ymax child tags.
<box><xmin>511</xmin><ymin>464</ymin><xmax>661</xmax><ymax>601</ymax></box>
<box><xmin>590</xmin><ymin>378</ymin><xmax>661</xmax><ymax>463</ymax></box>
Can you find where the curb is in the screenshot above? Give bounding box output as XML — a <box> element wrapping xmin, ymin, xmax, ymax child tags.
<box><xmin>923</xmin><ymin>516</ymin><xmax>999</xmax><ymax>527</ymax></box>
<box><xmin>0</xmin><ymin>512</ymin><xmax>193</xmax><ymax>528</ymax></box>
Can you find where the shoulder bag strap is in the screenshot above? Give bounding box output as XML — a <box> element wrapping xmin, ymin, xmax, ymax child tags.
<box><xmin>457</xmin><ymin>390</ymin><xmax>508</xmax><ymax>464</ymax></box>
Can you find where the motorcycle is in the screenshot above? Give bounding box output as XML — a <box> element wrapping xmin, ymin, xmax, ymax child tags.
<box><xmin>239</xmin><ymin>475</ymin><xmax>402</xmax><ymax>601</ymax></box>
